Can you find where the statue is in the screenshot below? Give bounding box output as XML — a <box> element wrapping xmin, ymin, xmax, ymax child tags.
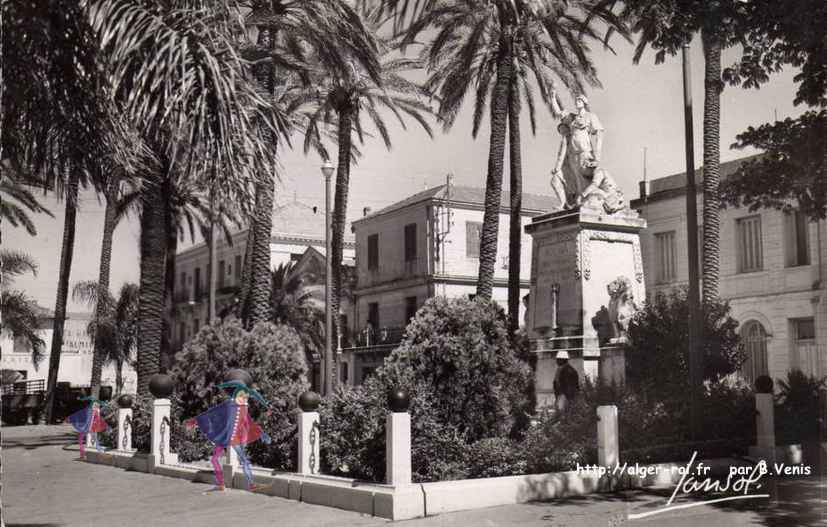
<box><xmin>606</xmin><ymin>276</ymin><xmax>637</xmax><ymax>343</ymax></box>
<box><xmin>549</xmin><ymin>92</ymin><xmax>625</xmax><ymax>214</ymax></box>
<box><xmin>549</xmin><ymin>93</ymin><xmax>604</xmax><ymax>209</ymax></box>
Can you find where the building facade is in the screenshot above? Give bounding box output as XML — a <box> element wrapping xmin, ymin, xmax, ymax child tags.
<box><xmin>0</xmin><ymin>311</ymin><xmax>137</xmax><ymax>392</ymax></box>
<box><xmin>632</xmin><ymin>156</ymin><xmax>826</xmax><ymax>386</ymax></box>
<box><xmin>342</xmin><ymin>183</ymin><xmax>557</xmax><ymax>385</ymax></box>
<box><xmin>172</xmin><ymin>200</ymin><xmax>355</xmax><ymax>347</ymax></box>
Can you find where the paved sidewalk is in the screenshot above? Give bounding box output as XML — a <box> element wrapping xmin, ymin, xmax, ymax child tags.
<box><xmin>3</xmin><ymin>425</ymin><xmax>824</xmax><ymax>526</ymax></box>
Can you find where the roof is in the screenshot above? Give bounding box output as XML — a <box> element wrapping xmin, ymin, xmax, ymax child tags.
<box><xmin>270</xmin><ymin>200</ymin><xmax>354</xmax><ymax>243</ymax></box>
<box><xmin>354</xmin><ymin>184</ymin><xmax>559</xmax><ymax>224</ymax></box>
<box><xmin>644</xmin><ymin>154</ymin><xmax>763</xmax><ymax>197</ymax></box>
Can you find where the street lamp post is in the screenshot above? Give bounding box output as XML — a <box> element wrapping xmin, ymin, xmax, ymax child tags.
<box><xmin>682</xmin><ymin>43</ymin><xmax>703</xmax><ymax>440</ymax></box>
<box><xmin>321</xmin><ymin>160</ymin><xmax>335</xmax><ymax>397</ymax></box>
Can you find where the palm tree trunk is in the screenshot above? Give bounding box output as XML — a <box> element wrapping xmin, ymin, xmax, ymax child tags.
<box><xmin>701</xmin><ymin>28</ymin><xmax>722</xmax><ymax>303</ymax></box>
<box><xmin>162</xmin><ymin>209</ymin><xmax>178</xmax><ymax>368</ymax></box>
<box><xmin>115</xmin><ymin>359</ymin><xmax>124</xmax><ymax>395</ymax></box>
<box><xmin>246</xmin><ymin>164</ymin><xmax>277</xmax><ymax>328</ymax></box>
<box><xmin>240</xmin><ymin>225</ymin><xmax>255</xmax><ymax>322</ymax></box>
<box><xmin>331</xmin><ymin>104</ymin><xmax>355</xmax><ymax>393</ymax></box>
<box><xmin>137</xmin><ymin>172</ymin><xmax>168</xmax><ymax>395</ymax></box>
<box><xmin>477</xmin><ymin>45</ymin><xmax>512</xmax><ymax>300</ymax></box>
<box><xmin>44</xmin><ymin>169</ymin><xmax>80</xmax><ymax>423</ymax></box>
<box><xmin>90</xmin><ymin>184</ymin><xmax>118</xmax><ymax>397</ymax></box>
<box><xmin>507</xmin><ymin>76</ymin><xmax>522</xmax><ymax>336</ymax></box>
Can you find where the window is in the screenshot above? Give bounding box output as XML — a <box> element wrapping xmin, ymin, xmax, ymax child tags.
<box><xmin>218</xmin><ymin>260</ymin><xmax>225</xmax><ymax>289</ymax></box>
<box><xmin>736</xmin><ymin>216</ymin><xmax>763</xmax><ymax>273</ymax></box>
<box><xmin>194</xmin><ymin>267</ymin><xmax>202</xmax><ymax>300</ymax></box>
<box><xmin>792</xmin><ymin>318</ymin><xmax>818</xmax><ymax>376</ymax></box>
<box><xmin>180</xmin><ymin>272</ymin><xmax>186</xmax><ymax>289</ymax></box>
<box><xmin>404</xmin><ymin>223</ymin><xmax>417</xmax><ymax>262</ymax></box>
<box><xmin>405</xmin><ymin>296</ymin><xmax>417</xmax><ymax>321</ymax></box>
<box><xmin>179</xmin><ymin>323</ymin><xmax>185</xmax><ymax>342</ymax></box>
<box><xmin>234</xmin><ymin>255</ymin><xmax>242</xmax><ymax>284</ymax></box>
<box><xmin>466</xmin><ymin>221</ymin><xmax>482</xmax><ymax>258</ymax></box>
<box><xmin>367</xmin><ymin>234</ymin><xmax>379</xmax><ymax>270</ymax></box>
<box><xmin>367</xmin><ymin>302</ymin><xmax>379</xmax><ymax>330</ymax></box>
<box><xmin>194</xmin><ymin>319</ymin><xmax>200</xmax><ymax>333</ymax></box>
<box><xmin>654</xmin><ymin>231</ymin><xmax>677</xmax><ymax>284</ymax></box>
<box><xmin>340</xmin><ymin>362</ymin><xmax>349</xmax><ymax>384</ymax></box>
<box><xmin>785</xmin><ymin>211</ymin><xmax>810</xmax><ymax>267</ymax></box>
<box><xmin>740</xmin><ymin>321</ymin><xmax>768</xmax><ymax>385</ymax></box>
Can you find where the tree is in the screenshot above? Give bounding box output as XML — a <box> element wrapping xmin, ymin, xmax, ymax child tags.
<box><xmin>405</xmin><ymin>0</ymin><xmax>626</xmax><ymax>301</ymax></box>
<box><xmin>0</xmin><ymin>250</ymin><xmax>46</xmax><ymax>368</ymax></box>
<box><xmin>625</xmin><ymin>288</ymin><xmax>742</xmax><ymax>402</ymax></box>
<box><xmin>300</xmin><ymin>25</ymin><xmax>434</xmax><ymax>391</ymax></box>
<box><xmin>239</xmin><ymin>0</ymin><xmax>381</xmax><ymax>329</ymax></box>
<box><xmin>719</xmin><ymin>0</ymin><xmax>827</xmax><ymax>219</ymax></box>
<box><xmin>269</xmin><ymin>262</ymin><xmax>324</xmax><ymax>371</ymax></box>
<box><xmin>621</xmin><ymin>0</ymin><xmax>755</xmax><ymax>303</ymax></box>
<box><xmin>85</xmin><ymin>1</ymin><xmax>280</xmax><ymax>396</ymax></box>
<box><xmin>0</xmin><ymin>170</ymin><xmax>53</xmax><ymax>236</ymax></box>
<box><xmin>72</xmin><ymin>281</ymin><xmax>139</xmax><ymax>394</ymax></box>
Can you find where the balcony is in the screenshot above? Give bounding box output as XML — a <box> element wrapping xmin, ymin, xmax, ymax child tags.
<box><xmin>352</xmin><ymin>325</ymin><xmax>406</xmax><ymax>348</ymax></box>
<box><xmin>362</xmin><ymin>257</ymin><xmax>425</xmax><ymax>283</ymax></box>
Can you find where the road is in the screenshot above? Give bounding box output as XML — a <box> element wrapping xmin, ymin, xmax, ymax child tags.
<box><xmin>3</xmin><ymin>425</ymin><xmax>824</xmax><ymax>527</ymax></box>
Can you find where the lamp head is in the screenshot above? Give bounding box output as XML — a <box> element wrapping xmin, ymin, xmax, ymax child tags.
<box><xmin>321</xmin><ymin>160</ymin><xmax>335</xmax><ymax>179</ymax></box>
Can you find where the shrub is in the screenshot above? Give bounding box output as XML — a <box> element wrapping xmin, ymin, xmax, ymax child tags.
<box><xmin>377</xmin><ymin>296</ymin><xmax>532</xmax><ymax>442</ymax></box>
<box><xmin>523</xmin><ymin>398</ymin><xmax>598</xmax><ymax>473</ymax></box>
<box><xmin>625</xmin><ymin>289</ymin><xmax>742</xmax><ymax>401</ymax></box>
<box><xmin>319</xmin><ymin>378</ymin><xmax>469</xmax><ymax>483</ymax></box>
<box><xmin>465</xmin><ymin>437</ymin><xmax>527</xmax><ymax>478</ymax></box>
<box><xmin>775</xmin><ymin>370</ymin><xmax>827</xmax><ymax>444</ymax></box>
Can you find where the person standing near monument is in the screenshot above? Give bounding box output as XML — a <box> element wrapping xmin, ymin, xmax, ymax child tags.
<box><xmin>553</xmin><ymin>351</ymin><xmax>580</xmax><ymax>413</ymax></box>
<box><xmin>549</xmin><ymin>92</ymin><xmax>605</xmax><ymax>209</ymax></box>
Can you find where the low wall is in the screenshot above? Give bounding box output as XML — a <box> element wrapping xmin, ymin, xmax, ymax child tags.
<box><xmin>81</xmin><ymin>448</ymin><xmax>753</xmax><ymax>520</ymax></box>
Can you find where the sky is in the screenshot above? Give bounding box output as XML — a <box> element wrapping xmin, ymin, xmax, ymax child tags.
<box><xmin>6</xmin><ymin>33</ymin><xmax>806</xmax><ymax>313</ymax></box>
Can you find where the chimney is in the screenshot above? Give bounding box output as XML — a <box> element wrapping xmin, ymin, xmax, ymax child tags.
<box><xmin>363</xmin><ymin>207</ymin><xmax>372</xmax><ymax>217</ymax></box>
<box><xmin>312</xmin><ymin>206</ymin><xmax>318</xmax><ymax>214</ymax></box>
<box><xmin>638</xmin><ymin>180</ymin><xmax>648</xmax><ymax>201</ymax></box>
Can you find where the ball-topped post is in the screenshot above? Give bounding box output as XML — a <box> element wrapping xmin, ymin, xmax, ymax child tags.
<box><xmin>386</xmin><ymin>387</ymin><xmax>411</xmax><ymax>486</ymax></box>
<box><xmin>147</xmin><ymin>373</ymin><xmax>175</xmax><ymax>469</ymax></box>
<box><xmin>297</xmin><ymin>390</ymin><xmax>321</xmax><ymax>475</ymax></box>
<box><xmin>148</xmin><ymin>373</ymin><xmax>174</xmax><ymax>399</ymax></box>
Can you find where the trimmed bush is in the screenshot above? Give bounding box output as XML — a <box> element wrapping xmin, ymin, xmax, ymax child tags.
<box><xmin>775</xmin><ymin>370</ymin><xmax>827</xmax><ymax>444</ymax></box>
<box><xmin>377</xmin><ymin>296</ymin><xmax>532</xmax><ymax>442</ymax></box>
<box><xmin>170</xmin><ymin>319</ymin><xmax>310</xmax><ymax>469</ymax></box>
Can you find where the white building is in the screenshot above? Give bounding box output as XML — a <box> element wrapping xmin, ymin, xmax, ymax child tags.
<box><xmin>0</xmin><ymin>310</ymin><xmax>137</xmax><ymax>393</ymax></box>
<box><xmin>172</xmin><ymin>199</ymin><xmax>355</xmax><ymax>346</ymax></box>
<box><xmin>342</xmin><ymin>183</ymin><xmax>557</xmax><ymax>385</ymax></box>
<box><xmin>632</xmin><ymin>155</ymin><xmax>826</xmax><ymax>385</ymax></box>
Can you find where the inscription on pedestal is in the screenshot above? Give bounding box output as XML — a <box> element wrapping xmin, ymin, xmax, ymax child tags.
<box><xmin>534</xmin><ymin>234</ymin><xmax>577</xmax><ymax>332</ymax></box>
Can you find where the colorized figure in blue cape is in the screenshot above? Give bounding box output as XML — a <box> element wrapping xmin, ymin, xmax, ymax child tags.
<box><xmin>185</xmin><ymin>381</ymin><xmax>272</xmax><ymax>492</ymax></box>
<box><xmin>65</xmin><ymin>396</ymin><xmax>112</xmax><ymax>459</ymax></box>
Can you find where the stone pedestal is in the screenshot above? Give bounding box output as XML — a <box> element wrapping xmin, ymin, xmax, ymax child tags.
<box><xmin>525</xmin><ymin>207</ymin><xmax>646</xmax><ymax>407</ymax></box>
<box><xmin>151</xmin><ymin>398</ymin><xmax>174</xmax><ymax>466</ymax></box>
<box><xmin>117</xmin><ymin>407</ymin><xmax>133</xmax><ymax>451</ymax></box>
<box><xmin>597</xmin><ymin>405</ymin><xmax>619</xmax><ymax>467</ymax></box>
<box><xmin>298</xmin><ymin>411</ymin><xmax>320</xmax><ymax>475</ymax></box>
<box><xmin>386</xmin><ymin>412</ymin><xmax>412</xmax><ymax>486</ymax></box>
<box><xmin>749</xmin><ymin>393</ymin><xmax>776</xmax><ymax>463</ymax></box>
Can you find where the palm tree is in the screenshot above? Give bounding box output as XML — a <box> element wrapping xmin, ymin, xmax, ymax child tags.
<box><xmin>73</xmin><ymin>281</ymin><xmax>139</xmax><ymax>394</ymax></box>
<box><xmin>300</xmin><ymin>30</ymin><xmax>434</xmax><ymax>391</ymax></box>
<box><xmin>0</xmin><ymin>169</ymin><xmax>53</xmax><ymax>236</ymax></box>
<box><xmin>621</xmin><ymin>0</ymin><xmax>753</xmax><ymax>302</ymax></box>
<box><xmin>239</xmin><ymin>0</ymin><xmax>381</xmax><ymax>329</ymax></box>
<box><xmin>269</xmin><ymin>262</ymin><xmax>324</xmax><ymax>371</ymax></box>
<box><xmin>85</xmin><ymin>2</ymin><xmax>280</xmax><ymax>396</ymax></box>
<box><xmin>0</xmin><ymin>250</ymin><xmax>46</xmax><ymax>368</ymax></box>
<box><xmin>405</xmin><ymin>0</ymin><xmax>627</xmax><ymax>301</ymax></box>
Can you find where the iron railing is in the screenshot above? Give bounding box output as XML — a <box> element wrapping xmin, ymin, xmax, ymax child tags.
<box><xmin>0</xmin><ymin>379</ymin><xmax>45</xmax><ymax>395</ymax></box>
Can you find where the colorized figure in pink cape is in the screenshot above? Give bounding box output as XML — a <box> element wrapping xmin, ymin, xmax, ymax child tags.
<box><xmin>66</xmin><ymin>396</ymin><xmax>111</xmax><ymax>459</ymax></box>
<box><xmin>185</xmin><ymin>381</ymin><xmax>272</xmax><ymax>492</ymax></box>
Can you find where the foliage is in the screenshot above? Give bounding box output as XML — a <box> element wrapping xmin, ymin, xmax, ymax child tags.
<box><xmin>722</xmin><ymin>111</ymin><xmax>827</xmax><ymax>219</ymax></box>
<box><xmin>170</xmin><ymin>319</ymin><xmax>309</xmax><ymax>469</ymax></box>
<box><xmin>0</xmin><ymin>250</ymin><xmax>45</xmax><ymax>367</ymax></box>
<box><xmin>269</xmin><ymin>262</ymin><xmax>324</xmax><ymax>368</ymax></box>
<box><xmin>0</xmin><ymin>172</ymin><xmax>53</xmax><ymax>236</ymax></box>
<box><xmin>625</xmin><ymin>288</ymin><xmax>742</xmax><ymax>401</ymax></box>
<box><xmin>319</xmin><ymin>378</ymin><xmax>468</xmax><ymax>483</ymax></box>
<box><xmin>72</xmin><ymin>281</ymin><xmax>139</xmax><ymax>394</ymax></box>
<box><xmin>523</xmin><ymin>396</ymin><xmax>598</xmax><ymax>473</ymax></box>
<box><xmin>775</xmin><ymin>370</ymin><xmax>827</xmax><ymax>444</ymax></box>
<box><xmin>464</xmin><ymin>437</ymin><xmax>528</xmax><ymax>478</ymax></box>
<box><xmin>378</xmin><ymin>296</ymin><xmax>532</xmax><ymax>442</ymax></box>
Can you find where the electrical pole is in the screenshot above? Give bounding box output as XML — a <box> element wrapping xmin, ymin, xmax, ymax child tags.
<box><xmin>682</xmin><ymin>43</ymin><xmax>703</xmax><ymax>440</ymax></box>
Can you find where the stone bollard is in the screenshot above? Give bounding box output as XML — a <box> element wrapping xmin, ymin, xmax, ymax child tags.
<box><xmin>386</xmin><ymin>390</ymin><xmax>412</xmax><ymax>486</ymax></box>
<box><xmin>749</xmin><ymin>376</ymin><xmax>776</xmax><ymax>463</ymax></box>
<box><xmin>151</xmin><ymin>398</ymin><xmax>174</xmax><ymax>466</ymax></box>
<box><xmin>297</xmin><ymin>391</ymin><xmax>321</xmax><ymax>475</ymax></box>
<box><xmin>117</xmin><ymin>407</ymin><xmax>134</xmax><ymax>451</ymax></box>
<box><xmin>596</xmin><ymin>405</ymin><xmax>619</xmax><ymax>468</ymax></box>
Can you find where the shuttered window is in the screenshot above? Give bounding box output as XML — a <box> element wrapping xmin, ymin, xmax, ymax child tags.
<box><xmin>404</xmin><ymin>223</ymin><xmax>417</xmax><ymax>262</ymax></box>
<box><xmin>654</xmin><ymin>231</ymin><xmax>677</xmax><ymax>284</ymax></box>
<box><xmin>740</xmin><ymin>321</ymin><xmax>768</xmax><ymax>385</ymax></box>
<box><xmin>736</xmin><ymin>216</ymin><xmax>763</xmax><ymax>273</ymax></box>
<box><xmin>785</xmin><ymin>210</ymin><xmax>810</xmax><ymax>267</ymax></box>
<box><xmin>466</xmin><ymin>221</ymin><xmax>482</xmax><ymax>258</ymax></box>
<box><xmin>367</xmin><ymin>234</ymin><xmax>379</xmax><ymax>270</ymax></box>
